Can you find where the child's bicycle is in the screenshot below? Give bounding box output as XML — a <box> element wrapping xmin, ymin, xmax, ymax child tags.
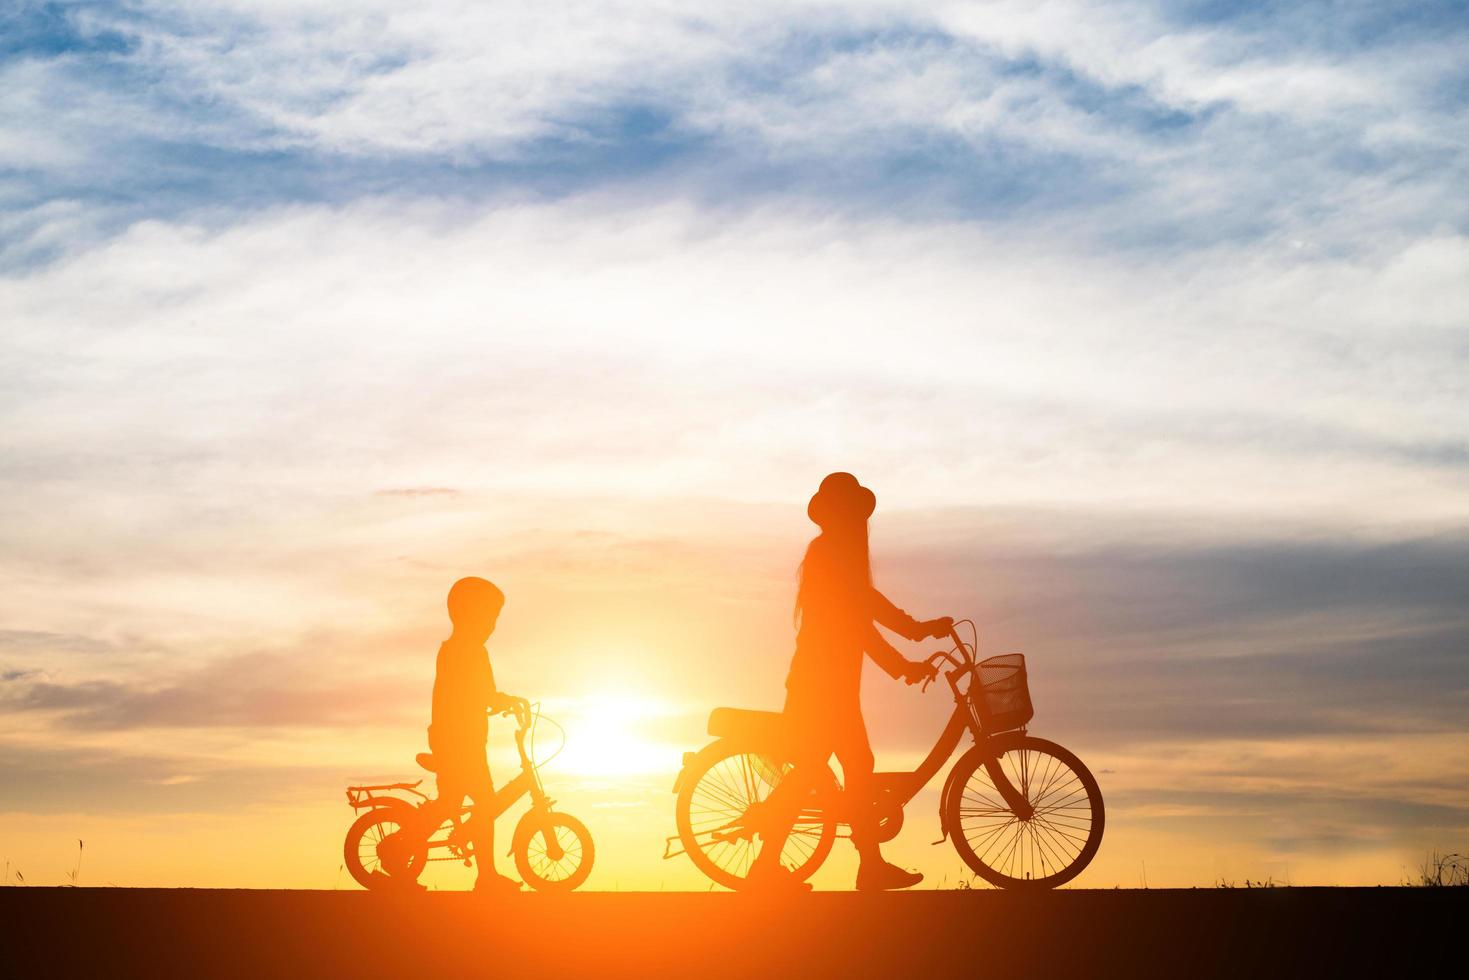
<box><xmin>343</xmin><ymin>697</ymin><xmax>594</xmax><ymax>891</ymax></box>
<box><xmin>666</xmin><ymin>622</ymin><xmax>1104</xmax><ymax>889</ymax></box>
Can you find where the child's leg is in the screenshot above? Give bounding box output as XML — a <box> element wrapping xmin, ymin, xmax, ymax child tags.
<box><xmin>461</xmin><ymin>760</ymin><xmax>501</xmax><ymax>881</ymax></box>
<box><xmin>428</xmin><ymin>770</ymin><xmax>466</xmax><ymax>831</ymax></box>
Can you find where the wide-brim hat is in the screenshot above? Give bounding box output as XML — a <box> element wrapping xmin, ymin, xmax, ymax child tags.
<box><xmin>807</xmin><ymin>472</ymin><xmax>876</xmax><ymax>527</ymax></box>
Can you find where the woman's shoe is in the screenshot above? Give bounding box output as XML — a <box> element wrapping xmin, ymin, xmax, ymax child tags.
<box><xmin>855</xmin><ymin>860</ymin><xmax>924</xmax><ymax>891</ymax></box>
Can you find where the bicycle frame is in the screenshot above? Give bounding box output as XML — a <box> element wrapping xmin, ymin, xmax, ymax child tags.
<box><xmin>667</xmin><ymin>622</ymin><xmax>1098</xmax><ymax>888</ymax></box>
<box><xmin>786</xmin><ymin>627</ymin><xmax>1033</xmax><ymax>829</ymax></box>
<box><xmin>867</xmin><ymin>706</ymin><xmax>969</xmax><ymax>806</ymax></box>
<box><xmin>347</xmin><ymin>701</ymin><xmax>565</xmax><ymax>863</ymax></box>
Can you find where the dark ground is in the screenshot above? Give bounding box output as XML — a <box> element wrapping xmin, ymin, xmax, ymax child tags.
<box><xmin>2</xmin><ymin>887</ymin><xmax>1462</xmax><ymax>977</ymax></box>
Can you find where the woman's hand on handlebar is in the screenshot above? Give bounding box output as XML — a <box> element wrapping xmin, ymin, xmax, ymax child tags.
<box><xmin>920</xmin><ymin>616</ymin><xmax>955</xmax><ymax>640</ymax></box>
<box><xmin>901</xmin><ymin>659</ymin><xmax>939</xmax><ymax>686</ymax></box>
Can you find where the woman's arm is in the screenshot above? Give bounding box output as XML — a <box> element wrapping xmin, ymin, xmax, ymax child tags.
<box><xmin>871</xmin><ymin>588</ymin><xmax>925</xmax><ymax>641</ymax></box>
<box><xmin>872</xmin><ymin>588</ymin><xmax>954</xmax><ymax>642</ymax></box>
<box><xmin>863</xmin><ymin>622</ymin><xmax>911</xmax><ymax>679</ymax></box>
<box><xmin>864</xmin><ymin>624</ymin><xmax>935</xmax><ymax>685</ymax></box>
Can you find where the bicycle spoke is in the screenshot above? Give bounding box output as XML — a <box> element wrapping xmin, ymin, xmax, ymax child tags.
<box><xmin>714</xmin><ymin>758</ymin><xmax>754</xmax><ymax>804</ymax></box>
<box><xmin>524</xmin><ymin>823</ymin><xmax>585</xmax><ymax>883</ymax></box>
<box><xmin>708</xmin><ymin>762</ymin><xmax>750</xmax><ymax>809</ymax></box>
<box><xmin>966</xmin><ymin>817</ymin><xmax>1018</xmax><ymax>858</ymax></box>
<box><xmin>1032</xmin><ymin>818</ymin><xmax>1089</xmax><ymax>848</ymax></box>
<box><xmin>962</xmin><ymin>783</ymin><xmax>1007</xmax><ymax>808</ymax></box>
<box><xmin>1031</xmin><ymin>822</ymin><xmax>1062</xmax><ymax>876</ymax></box>
<box><xmin>1025</xmin><ymin>756</ymin><xmax>1059</xmax><ymax>814</ymax></box>
<box><xmin>984</xmin><ymin>828</ymin><xmax>1009</xmax><ymax>876</ymax></box>
<box><xmin>1033</xmin><ymin>811</ymin><xmax>1093</xmax><ymax>832</ymax></box>
<box><xmin>698</xmin><ymin>765</ymin><xmax>750</xmax><ymax>805</ymax></box>
<box><xmin>682</xmin><ymin>748</ymin><xmax>836</xmax><ymax>883</ymax></box>
<box><xmin>691</xmin><ymin>784</ymin><xmax>748</xmax><ymax>816</ymax></box>
<box><xmin>1030</xmin><ymin>771</ymin><xmax>1081</xmax><ymax>811</ymax></box>
<box><xmin>1033</xmin><ymin>782</ymin><xmax>1088</xmax><ymax>811</ymax></box>
<box><xmin>1031</xmin><ymin>816</ymin><xmax>1080</xmax><ymax>864</ymax></box>
<box><xmin>1031</xmin><ymin>823</ymin><xmax>1079</xmax><ymax>873</ymax></box>
<box><xmin>968</xmin><ymin>827</ymin><xmax>1015</xmax><ymax>871</ymax></box>
<box><xmin>954</xmin><ymin>740</ymin><xmax>1100</xmax><ymax>886</ymax></box>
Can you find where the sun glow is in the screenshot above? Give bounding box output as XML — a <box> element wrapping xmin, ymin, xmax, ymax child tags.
<box><xmin>539</xmin><ymin>691</ymin><xmax>682</xmax><ymax>777</ymax></box>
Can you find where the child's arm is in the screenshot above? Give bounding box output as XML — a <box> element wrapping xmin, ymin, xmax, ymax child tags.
<box><xmin>477</xmin><ymin>647</ymin><xmax>519</xmax><ymax>714</ymax></box>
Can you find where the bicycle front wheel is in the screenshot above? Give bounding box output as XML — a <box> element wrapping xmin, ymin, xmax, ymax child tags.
<box><xmin>512</xmin><ymin>811</ymin><xmax>595</xmax><ymax>891</ymax></box>
<box><xmin>675</xmin><ymin>740</ymin><xmax>836</xmax><ymax>890</ymax></box>
<box><xmin>944</xmin><ymin>733</ymin><xmax>1104</xmax><ymax>889</ymax></box>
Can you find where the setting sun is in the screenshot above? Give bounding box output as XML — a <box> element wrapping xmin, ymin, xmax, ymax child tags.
<box><xmin>542</xmin><ymin>691</ymin><xmax>682</xmax><ymax>778</ymax></box>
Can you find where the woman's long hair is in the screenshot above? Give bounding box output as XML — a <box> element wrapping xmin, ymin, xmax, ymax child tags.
<box><xmin>795</xmin><ymin>515</ymin><xmax>873</xmax><ymax>629</ymax></box>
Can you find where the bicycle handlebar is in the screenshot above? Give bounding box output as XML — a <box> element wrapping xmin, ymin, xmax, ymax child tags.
<box><xmin>510</xmin><ymin>696</ymin><xmax>531</xmax><ymax>729</ymax></box>
<box><xmin>917</xmin><ymin>622</ymin><xmax>983</xmax><ymax>692</ymax></box>
<box><xmin>490</xmin><ymin>695</ymin><xmax>533</xmax><ymax>730</ymax></box>
<box><xmin>923</xmin><ymin>628</ymin><xmax>973</xmax><ymax>670</ymax></box>
<box><xmin>949</xmin><ymin>625</ymin><xmax>976</xmax><ymax>663</ymax></box>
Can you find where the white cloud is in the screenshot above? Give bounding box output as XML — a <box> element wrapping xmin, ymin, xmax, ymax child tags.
<box><xmin>0</xmin><ymin>0</ymin><xmax>1441</xmax><ymax>277</ymax></box>
<box><xmin>3</xmin><ymin>195</ymin><xmax>1466</xmax><ymax>526</ymax></box>
<box><xmin>39</xmin><ymin>0</ymin><xmax>1457</xmax><ymax>162</ymax></box>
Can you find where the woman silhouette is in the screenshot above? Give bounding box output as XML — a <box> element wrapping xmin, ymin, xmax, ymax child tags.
<box><xmin>749</xmin><ymin>472</ymin><xmax>953</xmax><ymax>891</ymax></box>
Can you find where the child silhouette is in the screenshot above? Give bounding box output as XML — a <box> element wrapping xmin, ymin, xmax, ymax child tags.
<box><xmin>425</xmin><ymin>576</ymin><xmax>522</xmax><ymax>893</ymax></box>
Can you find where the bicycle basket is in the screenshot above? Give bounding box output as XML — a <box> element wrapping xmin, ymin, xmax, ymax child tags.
<box><xmin>974</xmin><ymin>654</ymin><xmax>1033</xmax><ymax>733</ymax></box>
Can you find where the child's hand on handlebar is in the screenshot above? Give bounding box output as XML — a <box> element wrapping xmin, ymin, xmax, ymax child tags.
<box><xmin>488</xmin><ymin>692</ymin><xmax>522</xmax><ymax>716</ymax></box>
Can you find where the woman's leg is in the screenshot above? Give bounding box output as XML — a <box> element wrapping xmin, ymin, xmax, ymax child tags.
<box><xmin>835</xmin><ymin>712</ymin><xmax>924</xmax><ymax>889</ymax></box>
<box><xmin>749</xmin><ymin>750</ymin><xmax>824</xmax><ymax>875</ymax></box>
<box><xmin>832</xmin><ymin>711</ymin><xmax>882</xmax><ymax>866</ymax></box>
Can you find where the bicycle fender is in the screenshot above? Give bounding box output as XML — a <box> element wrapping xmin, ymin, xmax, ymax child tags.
<box><xmin>944</xmin><ymin>736</ymin><xmax>1036</xmax><ymax>829</ymax></box>
<box><xmin>671</xmin><ymin>750</ymin><xmax>698</xmax><ymax>793</ymax></box>
<box><xmin>935</xmin><ymin>762</ymin><xmax>967</xmax><ymax>843</ymax></box>
<box><xmin>672</xmin><ymin>741</ymin><xmax>741</xmax><ymax>793</ymax></box>
<box><xmin>508</xmin><ymin>807</ymin><xmax>543</xmax><ymax>857</ymax></box>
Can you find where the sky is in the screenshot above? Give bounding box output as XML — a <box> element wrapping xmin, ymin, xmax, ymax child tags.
<box><xmin>2</xmin><ymin>0</ymin><xmax>1467</xmax><ymax>890</ymax></box>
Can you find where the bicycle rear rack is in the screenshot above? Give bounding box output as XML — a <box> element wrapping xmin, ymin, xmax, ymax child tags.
<box><xmin>345</xmin><ymin>780</ymin><xmax>428</xmax><ymax>810</ymax></box>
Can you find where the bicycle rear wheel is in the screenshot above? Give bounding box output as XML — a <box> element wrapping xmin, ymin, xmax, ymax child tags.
<box><xmin>343</xmin><ymin>805</ymin><xmax>429</xmax><ymax>890</ymax></box>
<box><xmin>675</xmin><ymin>740</ymin><xmax>836</xmax><ymax>890</ymax></box>
<box><xmin>944</xmin><ymin>733</ymin><xmax>1104</xmax><ymax>889</ymax></box>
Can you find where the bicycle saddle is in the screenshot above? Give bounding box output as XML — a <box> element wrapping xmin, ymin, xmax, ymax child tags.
<box><xmin>707</xmin><ymin>707</ymin><xmax>785</xmax><ymax>740</ymax></box>
<box><xmin>414</xmin><ymin>752</ymin><xmax>438</xmax><ymax>773</ymax></box>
